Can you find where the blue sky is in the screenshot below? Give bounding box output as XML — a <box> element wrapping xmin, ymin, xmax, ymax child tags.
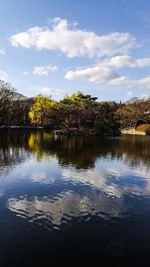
<box><xmin>0</xmin><ymin>0</ymin><xmax>150</xmax><ymax>101</ymax></box>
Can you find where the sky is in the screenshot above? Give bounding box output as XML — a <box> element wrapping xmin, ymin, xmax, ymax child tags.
<box><xmin>0</xmin><ymin>0</ymin><xmax>150</xmax><ymax>101</ymax></box>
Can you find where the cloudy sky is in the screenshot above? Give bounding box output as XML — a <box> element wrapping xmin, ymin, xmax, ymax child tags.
<box><xmin>0</xmin><ymin>0</ymin><xmax>150</xmax><ymax>101</ymax></box>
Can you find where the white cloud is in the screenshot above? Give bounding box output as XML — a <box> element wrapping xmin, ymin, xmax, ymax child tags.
<box><xmin>106</xmin><ymin>55</ymin><xmax>150</xmax><ymax>68</ymax></box>
<box><xmin>10</xmin><ymin>17</ymin><xmax>136</xmax><ymax>58</ymax></box>
<box><xmin>41</xmin><ymin>87</ymin><xmax>65</xmax><ymax>95</ymax></box>
<box><xmin>138</xmin><ymin>76</ymin><xmax>150</xmax><ymax>88</ymax></box>
<box><xmin>65</xmin><ymin>55</ymin><xmax>150</xmax><ymax>87</ymax></box>
<box><xmin>23</xmin><ymin>71</ymin><xmax>29</xmax><ymax>75</ymax></box>
<box><xmin>108</xmin><ymin>76</ymin><xmax>134</xmax><ymax>87</ymax></box>
<box><xmin>126</xmin><ymin>91</ymin><xmax>133</xmax><ymax>96</ymax></box>
<box><xmin>65</xmin><ymin>55</ymin><xmax>150</xmax><ymax>83</ymax></box>
<box><xmin>65</xmin><ymin>65</ymin><xmax>118</xmax><ymax>83</ymax></box>
<box><xmin>33</xmin><ymin>65</ymin><xmax>58</xmax><ymax>76</ymax></box>
<box><xmin>110</xmin><ymin>75</ymin><xmax>150</xmax><ymax>89</ymax></box>
<box><xmin>0</xmin><ymin>70</ymin><xmax>8</xmax><ymax>81</ymax></box>
<box><xmin>0</xmin><ymin>48</ymin><xmax>6</xmax><ymax>55</ymax></box>
<box><xmin>65</xmin><ymin>63</ymin><xmax>150</xmax><ymax>89</ymax></box>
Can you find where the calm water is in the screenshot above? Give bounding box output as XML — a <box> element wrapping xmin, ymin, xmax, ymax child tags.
<box><xmin>0</xmin><ymin>131</ymin><xmax>150</xmax><ymax>266</ymax></box>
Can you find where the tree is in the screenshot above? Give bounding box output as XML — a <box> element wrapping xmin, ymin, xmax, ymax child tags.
<box><xmin>29</xmin><ymin>95</ymin><xmax>56</xmax><ymax>126</ymax></box>
<box><xmin>0</xmin><ymin>80</ymin><xmax>16</xmax><ymax>125</ymax></box>
<box><xmin>10</xmin><ymin>97</ymin><xmax>34</xmax><ymax>125</ymax></box>
<box><xmin>94</xmin><ymin>102</ymin><xmax>120</xmax><ymax>135</ymax></box>
<box><xmin>58</xmin><ymin>92</ymin><xmax>98</xmax><ymax>130</ymax></box>
<box><xmin>115</xmin><ymin>98</ymin><xmax>150</xmax><ymax>129</ymax></box>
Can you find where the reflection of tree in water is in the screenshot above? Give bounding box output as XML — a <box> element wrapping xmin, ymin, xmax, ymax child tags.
<box><xmin>113</xmin><ymin>136</ymin><xmax>150</xmax><ymax>168</ymax></box>
<box><xmin>28</xmin><ymin>132</ymin><xmax>112</xmax><ymax>168</ymax></box>
<box><xmin>0</xmin><ymin>131</ymin><xmax>31</xmax><ymax>175</ymax></box>
<box><xmin>27</xmin><ymin>132</ymin><xmax>150</xmax><ymax>169</ymax></box>
<box><xmin>0</xmin><ymin>131</ymin><xmax>150</xmax><ymax>171</ymax></box>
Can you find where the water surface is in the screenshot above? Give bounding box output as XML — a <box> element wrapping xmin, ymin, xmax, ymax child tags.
<box><xmin>0</xmin><ymin>131</ymin><xmax>150</xmax><ymax>266</ymax></box>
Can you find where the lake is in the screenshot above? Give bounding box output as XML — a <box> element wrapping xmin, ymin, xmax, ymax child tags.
<box><xmin>0</xmin><ymin>131</ymin><xmax>150</xmax><ymax>266</ymax></box>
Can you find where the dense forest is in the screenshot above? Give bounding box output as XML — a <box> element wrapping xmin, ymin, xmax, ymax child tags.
<box><xmin>0</xmin><ymin>80</ymin><xmax>150</xmax><ymax>135</ymax></box>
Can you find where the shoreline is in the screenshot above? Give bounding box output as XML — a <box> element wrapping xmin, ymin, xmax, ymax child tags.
<box><xmin>0</xmin><ymin>126</ymin><xmax>149</xmax><ymax>136</ymax></box>
<box><xmin>0</xmin><ymin>126</ymin><xmax>44</xmax><ymax>130</ymax></box>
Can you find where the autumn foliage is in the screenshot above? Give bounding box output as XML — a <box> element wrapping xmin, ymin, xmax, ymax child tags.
<box><xmin>0</xmin><ymin>80</ymin><xmax>150</xmax><ymax>135</ymax></box>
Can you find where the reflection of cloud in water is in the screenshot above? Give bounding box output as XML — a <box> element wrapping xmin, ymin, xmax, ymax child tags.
<box><xmin>62</xmin><ymin>164</ymin><xmax>150</xmax><ymax>198</ymax></box>
<box><xmin>7</xmin><ymin>163</ymin><xmax>150</xmax><ymax>230</ymax></box>
<box><xmin>8</xmin><ymin>190</ymin><xmax>124</xmax><ymax>229</ymax></box>
<box><xmin>133</xmin><ymin>165</ymin><xmax>150</xmax><ymax>179</ymax></box>
<box><xmin>62</xmin><ymin>168</ymin><xmax>123</xmax><ymax>198</ymax></box>
<box><xmin>27</xmin><ymin>160</ymin><xmax>150</xmax><ymax>199</ymax></box>
<box><xmin>0</xmin><ymin>190</ymin><xmax>4</xmax><ymax>197</ymax></box>
<box><xmin>31</xmin><ymin>172</ymin><xmax>55</xmax><ymax>184</ymax></box>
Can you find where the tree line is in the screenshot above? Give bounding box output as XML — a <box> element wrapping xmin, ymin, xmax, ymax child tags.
<box><xmin>0</xmin><ymin>80</ymin><xmax>150</xmax><ymax>134</ymax></box>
